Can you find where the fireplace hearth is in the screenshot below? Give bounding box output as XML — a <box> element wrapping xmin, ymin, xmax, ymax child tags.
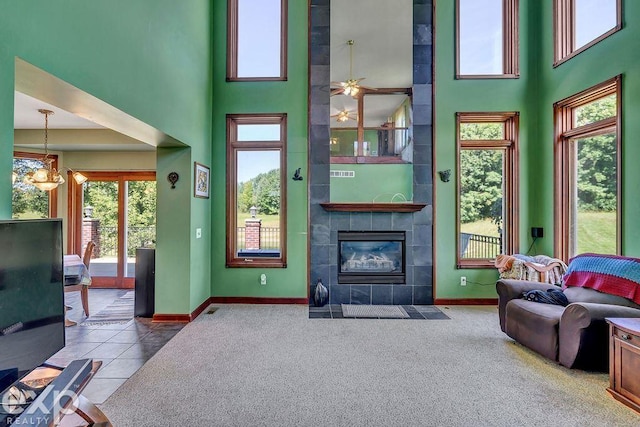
<box><xmin>338</xmin><ymin>231</ymin><xmax>405</xmax><ymax>284</ymax></box>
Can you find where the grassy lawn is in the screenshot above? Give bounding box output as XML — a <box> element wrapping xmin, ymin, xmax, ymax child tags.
<box><xmin>12</xmin><ymin>211</ymin><xmax>47</xmax><ymax>219</ymax></box>
<box><xmin>576</xmin><ymin>211</ymin><xmax>616</xmax><ymax>254</ymax></box>
<box><xmin>460</xmin><ymin>218</ymin><xmax>501</xmax><ymax>237</ymax></box>
<box><xmin>461</xmin><ymin>211</ymin><xmax>616</xmax><ymax>255</ymax></box>
<box><xmin>237</xmin><ymin>212</ymin><xmax>280</xmax><ymax>227</ymax></box>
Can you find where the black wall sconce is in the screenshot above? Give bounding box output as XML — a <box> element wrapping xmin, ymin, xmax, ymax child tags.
<box><xmin>292</xmin><ymin>167</ymin><xmax>303</xmax><ymax>181</ymax></box>
<box><xmin>167</xmin><ymin>172</ymin><xmax>179</xmax><ymax>189</ymax></box>
<box><xmin>438</xmin><ymin>169</ymin><xmax>451</xmax><ymax>182</ymax></box>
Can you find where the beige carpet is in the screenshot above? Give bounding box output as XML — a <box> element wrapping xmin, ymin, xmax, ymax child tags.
<box><xmin>100</xmin><ymin>305</ymin><xmax>640</xmax><ymax>426</ymax></box>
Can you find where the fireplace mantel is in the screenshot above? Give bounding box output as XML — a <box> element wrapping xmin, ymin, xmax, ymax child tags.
<box><xmin>320</xmin><ymin>203</ymin><xmax>427</xmax><ymax>213</ymax></box>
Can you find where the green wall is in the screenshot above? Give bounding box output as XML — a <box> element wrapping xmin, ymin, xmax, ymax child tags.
<box><xmin>0</xmin><ymin>0</ymin><xmax>212</xmax><ymax>314</ymax></box>
<box><xmin>535</xmin><ymin>1</ymin><xmax>640</xmax><ymax>257</ymax></box>
<box><xmin>434</xmin><ymin>0</ymin><xmax>640</xmax><ymax>299</ymax></box>
<box><xmin>210</xmin><ymin>0</ymin><xmax>308</xmax><ymax>299</ymax></box>
<box><xmin>330</xmin><ymin>164</ymin><xmax>413</xmax><ymax>203</ymax></box>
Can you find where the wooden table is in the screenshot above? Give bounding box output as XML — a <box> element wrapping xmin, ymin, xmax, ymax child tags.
<box><xmin>64</xmin><ymin>254</ymin><xmax>92</xmax><ymax>326</ymax></box>
<box><xmin>606</xmin><ymin>317</ymin><xmax>640</xmax><ymax>414</ymax></box>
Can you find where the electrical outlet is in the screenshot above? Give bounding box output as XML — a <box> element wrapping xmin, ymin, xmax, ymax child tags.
<box><xmin>260</xmin><ymin>274</ymin><xmax>267</xmax><ymax>285</ymax></box>
<box><xmin>460</xmin><ymin>276</ymin><xmax>467</xmax><ymax>286</ymax></box>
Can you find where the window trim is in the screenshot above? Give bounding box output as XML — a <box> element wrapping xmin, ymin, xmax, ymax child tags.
<box><xmin>227</xmin><ymin>0</ymin><xmax>288</xmax><ymax>81</ymax></box>
<box><xmin>553</xmin><ymin>0</ymin><xmax>622</xmax><ymax>67</ymax></box>
<box><xmin>553</xmin><ymin>75</ymin><xmax>621</xmax><ymax>261</ymax></box>
<box><xmin>456</xmin><ymin>112</ymin><xmax>519</xmax><ymax>268</ymax></box>
<box><xmin>455</xmin><ymin>0</ymin><xmax>520</xmax><ymax>79</ymax></box>
<box><xmin>226</xmin><ymin>114</ymin><xmax>287</xmax><ymax>268</ymax></box>
<box><xmin>13</xmin><ymin>151</ymin><xmax>59</xmax><ymax>218</ymax></box>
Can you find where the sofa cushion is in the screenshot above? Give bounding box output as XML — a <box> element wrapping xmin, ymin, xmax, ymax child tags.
<box><xmin>505</xmin><ymin>299</ymin><xmax>565</xmax><ymax>361</ymax></box>
<box><xmin>563</xmin><ymin>253</ymin><xmax>640</xmax><ymax>305</ymax></box>
<box><xmin>563</xmin><ymin>286</ymin><xmax>640</xmax><ymax>309</ymax></box>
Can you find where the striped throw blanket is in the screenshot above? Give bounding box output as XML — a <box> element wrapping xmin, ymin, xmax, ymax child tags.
<box><xmin>563</xmin><ymin>253</ymin><xmax>640</xmax><ymax>305</ymax></box>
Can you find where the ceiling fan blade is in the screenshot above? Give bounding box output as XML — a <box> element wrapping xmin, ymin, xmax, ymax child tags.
<box><xmin>331</xmin><ymin>88</ymin><xmax>345</xmax><ymax>96</ymax></box>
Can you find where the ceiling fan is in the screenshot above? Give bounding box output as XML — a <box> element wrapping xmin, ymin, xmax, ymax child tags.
<box><xmin>331</xmin><ymin>109</ymin><xmax>357</xmax><ymax>123</ymax></box>
<box><xmin>330</xmin><ymin>40</ymin><xmax>375</xmax><ymax>98</ymax></box>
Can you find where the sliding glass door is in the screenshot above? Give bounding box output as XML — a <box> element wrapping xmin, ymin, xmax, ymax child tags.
<box><xmin>69</xmin><ymin>171</ymin><xmax>156</xmax><ymax>288</ymax></box>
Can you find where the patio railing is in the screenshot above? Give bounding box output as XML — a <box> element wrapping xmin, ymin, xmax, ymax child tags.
<box><xmin>460</xmin><ymin>232</ymin><xmax>501</xmax><ymax>259</ymax></box>
<box><xmin>99</xmin><ymin>225</ymin><xmax>156</xmax><ymax>257</ymax></box>
<box><xmin>237</xmin><ymin>227</ymin><xmax>280</xmax><ymax>250</ymax></box>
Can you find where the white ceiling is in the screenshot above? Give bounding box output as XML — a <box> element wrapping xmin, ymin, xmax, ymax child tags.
<box><xmin>330</xmin><ymin>0</ymin><xmax>413</xmax><ymax>127</ymax></box>
<box><xmin>14</xmin><ymin>1</ymin><xmax>414</xmax><ymax>143</ymax></box>
<box><xmin>13</xmin><ymin>91</ymin><xmax>154</xmax><ymax>151</ymax></box>
<box><xmin>14</xmin><ymin>91</ymin><xmax>104</xmax><ymax>129</ymax></box>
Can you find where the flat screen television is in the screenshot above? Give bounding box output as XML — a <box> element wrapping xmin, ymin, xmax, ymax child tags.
<box><xmin>0</xmin><ymin>219</ymin><xmax>65</xmax><ymax>395</ymax></box>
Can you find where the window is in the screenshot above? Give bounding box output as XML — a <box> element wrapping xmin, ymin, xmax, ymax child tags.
<box><xmin>226</xmin><ymin>114</ymin><xmax>287</xmax><ymax>267</ymax></box>
<box><xmin>227</xmin><ymin>0</ymin><xmax>287</xmax><ymax>81</ymax></box>
<box><xmin>554</xmin><ymin>0</ymin><xmax>622</xmax><ymax>66</ymax></box>
<box><xmin>12</xmin><ymin>151</ymin><xmax>58</xmax><ymax>218</ymax></box>
<box><xmin>330</xmin><ymin>88</ymin><xmax>412</xmax><ymax>161</ymax></box>
<box><xmin>554</xmin><ymin>76</ymin><xmax>621</xmax><ymax>260</ymax></box>
<box><xmin>456</xmin><ymin>0</ymin><xmax>519</xmax><ymax>78</ymax></box>
<box><xmin>456</xmin><ymin>113</ymin><xmax>519</xmax><ymax>268</ymax></box>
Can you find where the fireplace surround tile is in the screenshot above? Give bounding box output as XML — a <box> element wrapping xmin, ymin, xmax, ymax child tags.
<box><xmin>413</xmin><ymin>285</ymin><xmax>432</xmax><ymax>305</ymax></box>
<box><xmin>330</xmin><ymin>285</ymin><xmax>350</xmax><ymax>305</ymax></box>
<box><xmin>350</xmin><ymin>213</ymin><xmax>372</xmax><ymax>230</ymax></box>
<box><xmin>351</xmin><ymin>286</ymin><xmax>371</xmax><ymax>305</ymax></box>
<box><xmin>392</xmin><ymin>286</ymin><xmax>413</xmax><ymax>306</ymax></box>
<box><xmin>309</xmin><ymin>0</ymin><xmax>433</xmax><ymax>306</ymax></box>
<box><xmin>371</xmin><ymin>285</ymin><xmax>393</xmax><ymax>305</ymax></box>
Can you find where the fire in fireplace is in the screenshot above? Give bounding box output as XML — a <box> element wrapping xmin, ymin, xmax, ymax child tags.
<box><xmin>338</xmin><ymin>231</ymin><xmax>406</xmax><ymax>284</ymax></box>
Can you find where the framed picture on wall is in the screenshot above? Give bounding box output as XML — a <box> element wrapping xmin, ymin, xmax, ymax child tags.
<box><xmin>194</xmin><ymin>162</ymin><xmax>210</xmax><ymax>199</ymax></box>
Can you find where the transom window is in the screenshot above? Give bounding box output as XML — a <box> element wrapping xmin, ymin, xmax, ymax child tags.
<box><xmin>554</xmin><ymin>76</ymin><xmax>621</xmax><ymax>260</ymax></box>
<box><xmin>456</xmin><ymin>113</ymin><xmax>519</xmax><ymax>268</ymax></box>
<box><xmin>226</xmin><ymin>114</ymin><xmax>287</xmax><ymax>267</ymax></box>
<box><xmin>554</xmin><ymin>0</ymin><xmax>622</xmax><ymax>66</ymax></box>
<box><xmin>227</xmin><ymin>0</ymin><xmax>288</xmax><ymax>81</ymax></box>
<box><xmin>456</xmin><ymin>0</ymin><xmax>519</xmax><ymax>78</ymax></box>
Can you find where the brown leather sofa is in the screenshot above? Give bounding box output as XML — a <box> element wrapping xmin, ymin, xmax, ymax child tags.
<box><xmin>497</xmin><ymin>279</ymin><xmax>640</xmax><ymax>371</ymax></box>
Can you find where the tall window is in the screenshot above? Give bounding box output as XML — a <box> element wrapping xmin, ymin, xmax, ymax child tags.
<box><xmin>554</xmin><ymin>76</ymin><xmax>621</xmax><ymax>260</ymax></box>
<box><xmin>456</xmin><ymin>0</ymin><xmax>519</xmax><ymax>78</ymax></box>
<box><xmin>226</xmin><ymin>114</ymin><xmax>287</xmax><ymax>267</ymax></box>
<box><xmin>227</xmin><ymin>0</ymin><xmax>288</xmax><ymax>81</ymax></box>
<box><xmin>456</xmin><ymin>113</ymin><xmax>519</xmax><ymax>268</ymax></box>
<box><xmin>12</xmin><ymin>152</ymin><xmax>57</xmax><ymax>218</ymax></box>
<box><xmin>554</xmin><ymin>0</ymin><xmax>622</xmax><ymax>66</ymax></box>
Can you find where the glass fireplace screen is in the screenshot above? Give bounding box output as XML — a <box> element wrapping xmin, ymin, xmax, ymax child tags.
<box><xmin>338</xmin><ymin>231</ymin><xmax>405</xmax><ymax>284</ymax></box>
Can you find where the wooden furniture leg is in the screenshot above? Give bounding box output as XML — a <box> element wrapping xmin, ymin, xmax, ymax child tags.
<box><xmin>72</xmin><ymin>394</ymin><xmax>113</xmax><ymax>427</ymax></box>
<box><xmin>80</xmin><ymin>285</ymin><xmax>90</xmax><ymax>316</ymax></box>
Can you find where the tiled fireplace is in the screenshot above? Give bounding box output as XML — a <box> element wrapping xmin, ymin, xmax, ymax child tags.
<box><xmin>309</xmin><ymin>0</ymin><xmax>433</xmax><ymax>306</ymax></box>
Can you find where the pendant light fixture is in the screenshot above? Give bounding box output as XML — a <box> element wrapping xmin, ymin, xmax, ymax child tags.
<box><xmin>24</xmin><ymin>109</ymin><xmax>66</xmax><ymax>191</ymax></box>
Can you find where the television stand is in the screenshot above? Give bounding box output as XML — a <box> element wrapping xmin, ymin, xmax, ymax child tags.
<box><xmin>4</xmin><ymin>359</ymin><xmax>112</xmax><ymax>427</ymax></box>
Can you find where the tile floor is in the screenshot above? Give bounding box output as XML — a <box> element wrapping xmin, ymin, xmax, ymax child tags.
<box><xmin>48</xmin><ymin>289</ymin><xmax>185</xmax><ymax>405</ymax></box>
<box><xmin>309</xmin><ymin>304</ymin><xmax>451</xmax><ymax>319</ymax></box>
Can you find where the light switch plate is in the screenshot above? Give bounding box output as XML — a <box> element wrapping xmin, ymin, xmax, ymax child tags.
<box><xmin>196</xmin><ymin>228</ymin><xmax>202</xmax><ymax>239</ymax></box>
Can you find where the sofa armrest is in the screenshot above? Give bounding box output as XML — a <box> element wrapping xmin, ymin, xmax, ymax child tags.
<box><xmin>559</xmin><ymin>303</ymin><xmax>640</xmax><ymax>370</ymax></box>
<box><xmin>496</xmin><ymin>279</ymin><xmax>558</xmax><ymax>332</ymax></box>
